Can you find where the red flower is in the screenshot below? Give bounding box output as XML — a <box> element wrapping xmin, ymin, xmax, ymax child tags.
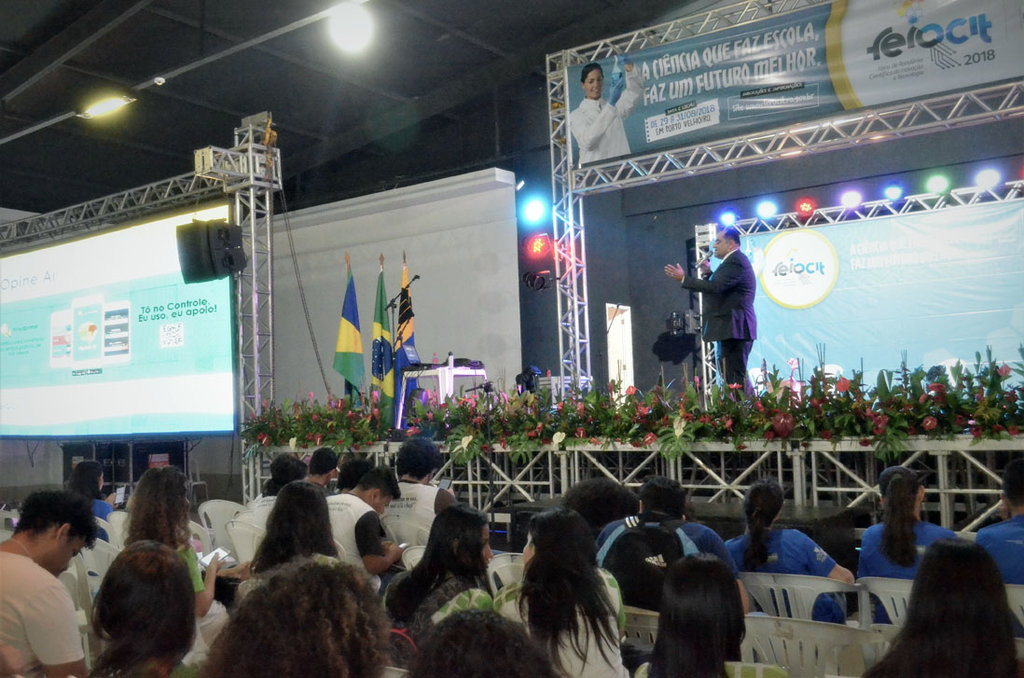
<box><xmin>643</xmin><ymin>432</ymin><xmax>658</xmax><ymax>447</ymax></box>
<box><xmin>820</xmin><ymin>430</ymin><xmax>832</xmax><ymax>440</ymax></box>
<box><xmin>872</xmin><ymin>414</ymin><xmax>889</xmax><ymax>436</ymax></box>
<box><xmin>527</xmin><ymin>430</ymin><xmax>537</xmax><ymax>438</ymax></box>
<box><xmin>576</xmin><ymin>402</ymin><xmax>585</xmax><ymax>415</ymax></box>
<box><xmin>771</xmin><ymin>413</ymin><xmax>795</xmax><ymax>438</ymax></box>
<box><xmin>922</xmin><ymin>416</ymin><xmax>938</xmax><ymax>431</ymax></box>
<box><xmin>764</xmin><ymin>430</ymin><xmax>776</xmax><ymax>441</ymax></box>
<box><xmin>407</xmin><ymin>427</ymin><xmax>421</xmax><ymax>436</ymax></box>
<box><xmin>576</xmin><ymin>427</ymin><xmax>586</xmax><ymax>439</ymax></box>
<box><xmin>589</xmin><ymin>437</ymin><xmax>600</xmax><ymax>445</ymax></box>
<box><xmin>997</xmin><ymin>364</ymin><xmax>1012</xmax><ymax>378</ymax></box>
<box><xmin>859</xmin><ymin>438</ymin><xmax>872</xmax><ymax>447</ymax></box>
<box><xmin>928</xmin><ymin>383</ymin><xmax>946</xmax><ymax>396</ymax></box>
<box><xmin>626</xmin><ymin>385</ymin><xmax>637</xmax><ymax>396</ymax></box>
<box><xmin>835</xmin><ymin>377</ymin><xmax>850</xmax><ymax>393</ymax></box>
<box><xmin>754</xmin><ymin>401</ymin><xmax>765</xmax><ymax>413</ymax></box>
<box><xmin>1009</xmin><ymin>426</ymin><xmax>1020</xmax><ymax>436</ymax></box>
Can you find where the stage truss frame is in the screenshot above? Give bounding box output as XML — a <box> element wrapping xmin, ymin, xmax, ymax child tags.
<box><xmin>546</xmin><ymin>0</ymin><xmax>1024</xmax><ymax>391</ymax></box>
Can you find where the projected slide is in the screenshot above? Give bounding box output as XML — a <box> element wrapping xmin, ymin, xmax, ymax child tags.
<box><xmin>742</xmin><ymin>200</ymin><xmax>1024</xmax><ymax>384</ymax></box>
<box><xmin>0</xmin><ymin>206</ymin><xmax>236</xmax><ymax>436</ymax></box>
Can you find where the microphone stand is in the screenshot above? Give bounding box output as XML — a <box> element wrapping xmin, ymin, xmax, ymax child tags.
<box><xmin>467</xmin><ymin>381</ymin><xmax>497</xmax><ymax>526</ymax></box>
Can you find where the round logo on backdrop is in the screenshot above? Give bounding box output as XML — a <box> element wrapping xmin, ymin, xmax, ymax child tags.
<box><xmin>759</xmin><ymin>229</ymin><xmax>838</xmax><ymax>309</ymax></box>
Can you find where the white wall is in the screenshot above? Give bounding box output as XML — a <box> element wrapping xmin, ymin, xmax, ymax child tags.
<box><xmin>271</xmin><ymin>168</ymin><xmax>523</xmax><ymax>400</ymax></box>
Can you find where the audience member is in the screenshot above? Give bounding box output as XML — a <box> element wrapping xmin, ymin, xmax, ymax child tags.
<box><xmin>561</xmin><ymin>477</ymin><xmax>639</xmax><ymax>538</ymax></box>
<box><xmin>637</xmin><ymin>555</ymin><xmax>786</xmax><ymax>678</ymax></box>
<box><xmin>306</xmin><ymin>447</ymin><xmax>339</xmax><ymax>494</ymax></box>
<box><xmin>0</xmin><ymin>490</ymin><xmax>96</xmax><ymax>678</ymax></box>
<box><xmin>596</xmin><ymin>476</ymin><xmax>747</xmax><ymax>611</ymax></box>
<box><xmin>327</xmin><ymin>466</ymin><xmax>404</xmax><ymax>591</ymax></box>
<box><xmin>858</xmin><ymin>466</ymin><xmax>955</xmax><ymax>622</ymax></box>
<box><xmin>67</xmin><ymin>460</ymin><xmax>115</xmax><ymax>540</ymax></box>
<box><xmin>410</xmin><ymin>609</ymin><xmax>557</xmax><ymax>678</ymax></box>
<box><xmin>128</xmin><ymin>467</ymin><xmax>226</xmax><ymax>645</ymax></box>
<box><xmin>202</xmin><ymin>562</ymin><xmax>390</xmax><ymax>678</ymax></box>
<box><xmin>494</xmin><ymin>507</ymin><xmax>628</xmax><ymax>678</ymax></box>
<box><xmin>250</xmin><ymin>455</ymin><xmax>308</xmax><ymax>527</ymax></box>
<box><xmin>726</xmin><ymin>478</ymin><xmax>853</xmax><ymax>623</ymax></box>
<box><xmin>385</xmin><ymin>438</ymin><xmax>456</xmax><ymax>545</ymax></box>
<box><xmin>977</xmin><ymin>457</ymin><xmax>1024</xmax><ymax>584</ymax></box>
<box><xmin>337</xmin><ymin>454</ymin><xmax>374</xmax><ymax>492</ymax></box>
<box><xmin>239</xmin><ymin>480</ymin><xmax>339</xmax><ymax>601</ymax></box>
<box><xmin>386</xmin><ymin>505</ymin><xmax>493</xmax><ymax>643</ymax></box>
<box><xmin>863</xmin><ymin>539</ymin><xmax>1022</xmax><ymax>678</ymax></box>
<box><xmin>90</xmin><ymin>540</ymin><xmax>197</xmax><ymax>678</ymax></box>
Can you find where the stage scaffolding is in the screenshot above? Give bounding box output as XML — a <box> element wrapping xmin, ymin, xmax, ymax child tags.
<box><xmin>0</xmin><ymin>117</ymin><xmax>281</xmax><ymax>501</ymax></box>
<box><xmin>546</xmin><ymin>0</ymin><xmax>1024</xmax><ymax>393</ymax></box>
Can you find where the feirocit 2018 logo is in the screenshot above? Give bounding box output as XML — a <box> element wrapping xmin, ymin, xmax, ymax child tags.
<box><xmin>759</xmin><ymin>230</ymin><xmax>838</xmax><ymax>310</ymax></box>
<box><xmin>866</xmin><ymin>0</ymin><xmax>992</xmax><ymax>62</ymax></box>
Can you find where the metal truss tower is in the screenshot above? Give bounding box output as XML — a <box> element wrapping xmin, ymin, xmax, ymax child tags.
<box><xmin>195</xmin><ymin>113</ymin><xmax>282</xmax><ymax>500</ymax></box>
<box><xmin>546</xmin><ymin>0</ymin><xmax>1024</xmax><ymax>391</ymax></box>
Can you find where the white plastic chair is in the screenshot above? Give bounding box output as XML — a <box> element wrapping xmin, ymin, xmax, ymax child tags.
<box><xmin>187</xmin><ymin>457</ymin><xmax>209</xmax><ymax>504</ymax></box>
<box><xmin>486</xmin><ymin>552</ymin><xmax>524</xmax><ymax>596</ymax></box>
<box><xmin>742</xmin><ymin>615</ymin><xmax>877</xmax><ymax>678</ymax></box>
<box><xmin>225</xmin><ymin>519</ymin><xmax>265</xmax><ymax>563</ymax></box>
<box><xmin>0</xmin><ymin>507</ymin><xmax>19</xmax><ymax>530</ymax></box>
<box><xmin>1006</xmin><ymin>584</ymin><xmax>1024</xmax><ymax>631</ymax></box>
<box><xmin>59</xmin><ymin>555</ymin><xmax>97</xmax><ymax>668</ymax></box>
<box><xmin>623</xmin><ymin>605</ymin><xmax>659</xmax><ymax>645</ymax></box>
<box><xmin>382</xmin><ymin>668</ymin><xmax>409</xmax><ymax>678</ymax></box>
<box><xmin>95</xmin><ymin>516</ymin><xmax>122</xmax><ymax>549</ymax></box>
<box><xmin>189</xmin><ymin>520</ymin><xmax>213</xmax><ymax>556</ymax></box>
<box><xmin>0</xmin><ymin>527</ymin><xmax>12</xmax><ymax>542</ymax></box>
<box><xmin>857</xmin><ymin>577</ymin><xmax>913</xmax><ymax>626</ymax></box>
<box><xmin>107</xmin><ymin>509</ymin><xmax>129</xmax><ymax>546</ymax></box>
<box><xmin>1016</xmin><ymin>637</ymin><xmax>1024</xmax><ymax>661</ymax></box>
<box><xmin>740</xmin><ymin>572</ymin><xmax>858</xmax><ymax>620</ymax></box>
<box><xmin>81</xmin><ymin>537</ymin><xmax>121</xmax><ymax>595</ymax></box>
<box><xmin>401</xmin><ymin>545</ymin><xmax>426</xmax><ymax>570</ymax></box>
<box><xmin>198</xmin><ymin>499</ymin><xmax>246</xmax><ymax>553</ymax></box>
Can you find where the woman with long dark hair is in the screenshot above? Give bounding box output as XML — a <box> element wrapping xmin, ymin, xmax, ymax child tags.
<box><xmin>725</xmin><ymin>478</ymin><xmax>853</xmax><ymax>622</ymax></box>
<box><xmin>493</xmin><ymin>507</ymin><xmax>627</xmax><ymax>678</ymax></box>
<box><xmin>858</xmin><ymin>466</ymin><xmax>954</xmax><ymax>622</ymax></box>
<box><xmin>90</xmin><ymin>540</ymin><xmax>197</xmax><ymax>678</ymax></box>
<box><xmin>386</xmin><ymin>505</ymin><xmax>493</xmax><ymax>641</ymax></box>
<box><xmin>68</xmin><ymin>460</ymin><xmax>114</xmax><ymax>538</ymax></box>
<box><xmin>636</xmin><ymin>555</ymin><xmax>786</xmax><ymax>678</ymax></box>
<box><xmin>864</xmin><ymin>539</ymin><xmax>1022</xmax><ymax>678</ymax></box>
<box><xmin>237</xmin><ymin>480</ymin><xmax>339</xmax><ymax>600</ymax></box>
<box><xmin>128</xmin><ymin>466</ymin><xmax>225</xmax><ymax>644</ymax></box>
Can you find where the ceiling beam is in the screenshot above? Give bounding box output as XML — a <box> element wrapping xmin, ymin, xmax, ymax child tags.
<box><xmin>0</xmin><ymin>0</ymin><xmax>156</xmax><ymax>104</ymax></box>
<box><xmin>284</xmin><ymin>0</ymin><xmax>692</xmax><ymax>177</ymax></box>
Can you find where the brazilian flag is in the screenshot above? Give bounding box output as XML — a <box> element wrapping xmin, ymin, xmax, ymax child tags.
<box><xmin>371</xmin><ymin>264</ymin><xmax>394</xmax><ymax>425</ymax></box>
<box><xmin>333</xmin><ymin>262</ymin><xmax>363</xmax><ymax>399</ymax></box>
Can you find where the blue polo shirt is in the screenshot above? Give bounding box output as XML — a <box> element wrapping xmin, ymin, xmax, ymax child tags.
<box><xmin>976</xmin><ymin>514</ymin><xmax>1024</xmax><ymax>585</ymax></box>
<box><xmin>726</xmin><ymin>529</ymin><xmax>844</xmax><ymax>623</ymax></box>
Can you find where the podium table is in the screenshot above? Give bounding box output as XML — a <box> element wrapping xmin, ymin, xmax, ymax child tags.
<box><xmin>396</xmin><ymin>355</ymin><xmax>487</xmax><ymax>426</ymax></box>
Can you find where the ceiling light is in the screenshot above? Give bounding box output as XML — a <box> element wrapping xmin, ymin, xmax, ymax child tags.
<box><xmin>77</xmin><ymin>96</ymin><xmax>135</xmax><ymax>119</ymax></box>
<box><xmin>328</xmin><ymin>2</ymin><xmax>374</xmax><ymax>53</ymax></box>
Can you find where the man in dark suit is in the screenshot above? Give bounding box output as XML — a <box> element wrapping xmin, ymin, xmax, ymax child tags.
<box><xmin>664</xmin><ymin>226</ymin><xmax>756</xmax><ymax>389</ymax></box>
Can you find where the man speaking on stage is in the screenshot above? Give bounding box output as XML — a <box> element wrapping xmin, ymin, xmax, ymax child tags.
<box><xmin>664</xmin><ymin>226</ymin><xmax>756</xmax><ymax>390</ymax></box>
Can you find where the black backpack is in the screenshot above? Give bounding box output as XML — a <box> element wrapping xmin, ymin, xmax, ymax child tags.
<box><xmin>596</xmin><ymin>515</ymin><xmax>698</xmax><ymax>610</ymax></box>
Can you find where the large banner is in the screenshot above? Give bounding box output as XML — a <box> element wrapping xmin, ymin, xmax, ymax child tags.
<box><xmin>566</xmin><ymin>0</ymin><xmax>1024</xmax><ymax>164</ymax></box>
<box><xmin>740</xmin><ymin>200</ymin><xmax>1024</xmax><ymax>384</ymax></box>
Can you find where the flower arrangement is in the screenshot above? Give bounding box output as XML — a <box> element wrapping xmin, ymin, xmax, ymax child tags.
<box><xmin>241</xmin><ymin>348</ymin><xmax>1024</xmax><ymax>463</ymax></box>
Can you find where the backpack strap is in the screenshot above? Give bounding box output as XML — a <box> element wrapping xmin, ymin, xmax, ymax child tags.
<box><xmin>674</xmin><ymin>525</ymin><xmax>699</xmax><ymax>557</ymax></box>
<box><xmin>596</xmin><ymin>522</ymin><xmax>629</xmax><ymax>566</ymax></box>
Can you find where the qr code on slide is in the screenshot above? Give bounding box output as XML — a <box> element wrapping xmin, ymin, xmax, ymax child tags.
<box><xmin>159</xmin><ymin>322</ymin><xmax>185</xmax><ymax>348</ymax></box>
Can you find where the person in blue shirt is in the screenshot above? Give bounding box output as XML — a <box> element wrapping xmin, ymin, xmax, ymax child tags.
<box><xmin>67</xmin><ymin>460</ymin><xmax>115</xmax><ymax>541</ymax></box>
<box><xmin>976</xmin><ymin>457</ymin><xmax>1024</xmax><ymax>585</ymax></box>
<box><xmin>726</xmin><ymin>478</ymin><xmax>853</xmax><ymax>624</ymax></box>
<box><xmin>596</xmin><ymin>476</ymin><xmax>748</xmax><ymax>612</ymax></box>
<box><xmin>858</xmin><ymin>466</ymin><xmax>955</xmax><ymax>622</ymax></box>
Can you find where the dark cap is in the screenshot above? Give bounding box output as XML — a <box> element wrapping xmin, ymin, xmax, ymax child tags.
<box><xmin>878</xmin><ymin>466</ymin><xmax>920</xmax><ymax>496</ymax></box>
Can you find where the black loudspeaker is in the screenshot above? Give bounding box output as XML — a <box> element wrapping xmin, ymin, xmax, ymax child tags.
<box><xmin>176</xmin><ymin>220</ymin><xmax>247</xmax><ymax>283</ymax></box>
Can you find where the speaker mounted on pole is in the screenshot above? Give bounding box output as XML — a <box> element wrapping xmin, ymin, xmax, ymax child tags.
<box><xmin>176</xmin><ymin>219</ymin><xmax>247</xmax><ymax>284</ymax></box>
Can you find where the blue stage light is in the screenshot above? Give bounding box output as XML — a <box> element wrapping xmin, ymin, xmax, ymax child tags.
<box><xmin>755</xmin><ymin>201</ymin><xmax>777</xmax><ymax>220</ymax></box>
<box><xmin>521</xmin><ymin>198</ymin><xmax>549</xmax><ymax>225</ymax></box>
<box><xmin>719</xmin><ymin>210</ymin><xmax>738</xmax><ymax>226</ymax></box>
<box><xmin>975</xmin><ymin>168</ymin><xmax>1001</xmax><ymax>190</ymax></box>
<box><xmin>883</xmin><ymin>184</ymin><xmax>904</xmax><ymax>201</ymax></box>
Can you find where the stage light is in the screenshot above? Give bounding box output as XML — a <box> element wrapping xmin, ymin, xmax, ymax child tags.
<box><xmin>77</xmin><ymin>96</ymin><xmax>135</xmax><ymax>119</ymax></box>
<box><xmin>795</xmin><ymin>196</ymin><xmax>816</xmax><ymax>217</ymax></box>
<box><xmin>521</xmin><ymin>198</ymin><xmax>550</xmax><ymax>225</ymax></box>
<box><xmin>883</xmin><ymin>184</ymin><xmax>904</xmax><ymax>201</ymax></box>
<box><xmin>975</xmin><ymin>168</ymin><xmax>1001</xmax><ymax>190</ymax></box>
<box><xmin>328</xmin><ymin>2</ymin><xmax>374</xmax><ymax>52</ymax></box>
<box><xmin>925</xmin><ymin>174</ymin><xmax>950</xmax><ymax>193</ymax></box>
<box><xmin>523</xmin><ymin>233</ymin><xmax>552</xmax><ymax>259</ymax></box>
<box><xmin>515</xmin><ymin>179</ymin><xmax>525</xmax><ymax>191</ymax></box>
<box><xmin>755</xmin><ymin>200</ymin><xmax>777</xmax><ymax>220</ymax></box>
<box><xmin>522</xmin><ymin>270</ymin><xmax>550</xmax><ymax>291</ymax></box>
<box><xmin>719</xmin><ymin>210</ymin><xmax>737</xmax><ymax>227</ymax></box>
<box><xmin>840</xmin><ymin>190</ymin><xmax>862</xmax><ymax>208</ymax></box>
